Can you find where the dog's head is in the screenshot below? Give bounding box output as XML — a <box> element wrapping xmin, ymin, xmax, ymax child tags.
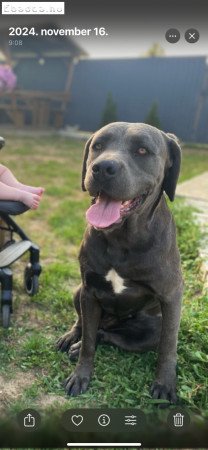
<box><xmin>82</xmin><ymin>122</ymin><xmax>181</xmax><ymax>230</ymax></box>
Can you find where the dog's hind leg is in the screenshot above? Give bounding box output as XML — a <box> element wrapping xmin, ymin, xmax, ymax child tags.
<box><xmin>68</xmin><ymin>340</ymin><xmax>82</xmax><ymax>361</ymax></box>
<box><xmin>56</xmin><ymin>285</ymin><xmax>82</xmax><ymax>352</ymax></box>
<box><xmin>98</xmin><ymin>313</ymin><xmax>162</xmax><ymax>352</ymax></box>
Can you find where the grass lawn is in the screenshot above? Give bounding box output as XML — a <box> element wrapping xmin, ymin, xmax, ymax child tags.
<box><xmin>179</xmin><ymin>144</ymin><xmax>208</xmax><ymax>182</ymax></box>
<box><xmin>0</xmin><ymin>137</ymin><xmax>207</xmax><ymax>420</ymax></box>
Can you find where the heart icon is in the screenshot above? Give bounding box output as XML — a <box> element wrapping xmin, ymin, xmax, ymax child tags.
<box><xmin>71</xmin><ymin>415</ymin><xmax>83</xmax><ymax>426</ymax></box>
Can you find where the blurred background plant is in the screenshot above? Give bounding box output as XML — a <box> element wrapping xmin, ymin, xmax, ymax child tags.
<box><xmin>0</xmin><ymin>64</ymin><xmax>17</xmax><ymax>93</ymax></box>
<box><xmin>101</xmin><ymin>91</ymin><xmax>118</xmax><ymax>127</ymax></box>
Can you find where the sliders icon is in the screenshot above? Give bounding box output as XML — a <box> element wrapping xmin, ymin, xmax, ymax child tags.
<box><xmin>124</xmin><ymin>415</ymin><xmax>137</xmax><ymax>426</ymax></box>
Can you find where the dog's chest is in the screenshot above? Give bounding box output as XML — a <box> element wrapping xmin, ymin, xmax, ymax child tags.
<box><xmin>84</xmin><ymin>234</ymin><xmax>160</xmax><ymax>310</ymax></box>
<box><xmin>105</xmin><ymin>243</ymin><xmax>154</xmax><ymax>284</ymax></box>
<box><xmin>105</xmin><ymin>268</ymin><xmax>127</xmax><ymax>294</ymax></box>
<box><xmin>93</xmin><ymin>266</ymin><xmax>155</xmax><ymax>317</ymax></box>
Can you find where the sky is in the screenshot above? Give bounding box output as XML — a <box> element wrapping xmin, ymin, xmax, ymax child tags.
<box><xmin>64</xmin><ymin>0</ymin><xmax>208</xmax><ymax>59</ymax></box>
<box><xmin>72</xmin><ymin>33</ymin><xmax>208</xmax><ymax>60</ymax></box>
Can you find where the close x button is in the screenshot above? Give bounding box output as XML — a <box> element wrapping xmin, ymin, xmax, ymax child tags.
<box><xmin>185</xmin><ymin>28</ymin><xmax>200</xmax><ymax>43</ymax></box>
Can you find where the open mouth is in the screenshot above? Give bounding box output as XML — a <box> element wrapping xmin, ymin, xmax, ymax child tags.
<box><xmin>86</xmin><ymin>191</ymin><xmax>149</xmax><ymax>229</ymax></box>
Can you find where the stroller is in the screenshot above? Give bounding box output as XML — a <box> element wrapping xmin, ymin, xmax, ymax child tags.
<box><xmin>0</xmin><ymin>137</ymin><xmax>42</xmax><ymax>328</ymax></box>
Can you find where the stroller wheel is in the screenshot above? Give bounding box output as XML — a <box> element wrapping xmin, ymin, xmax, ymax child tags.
<box><xmin>2</xmin><ymin>304</ymin><xmax>11</xmax><ymax>328</ymax></box>
<box><xmin>24</xmin><ymin>266</ymin><xmax>39</xmax><ymax>296</ymax></box>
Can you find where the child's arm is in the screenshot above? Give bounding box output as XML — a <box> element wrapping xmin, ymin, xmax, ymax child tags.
<box><xmin>0</xmin><ymin>164</ymin><xmax>20</xmax><ymax>188</ymax></box>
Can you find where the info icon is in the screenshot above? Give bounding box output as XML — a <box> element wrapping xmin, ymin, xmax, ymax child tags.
<box><xmin>165</xmin><ymin>28</ymin><xmax>180</xmax><ymax>44</ymax></box>
<box><xmin>98</xmin><ymin>413</ymin><xmax>110</xmax><ymax>427</ymax></box>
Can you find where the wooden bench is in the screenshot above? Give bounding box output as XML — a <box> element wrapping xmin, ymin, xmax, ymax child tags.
<box><xmin>0</xmin><ymin>89</ymin><xmax>70</xmax><ymax>128</ymax></box>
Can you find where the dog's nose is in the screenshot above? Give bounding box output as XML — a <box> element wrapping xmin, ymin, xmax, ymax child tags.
<box><xmin>92</xmin><ymin>160</ymin><xmax>120</xmax><ymax>178</ymax></box>
<box><xmin>0</xmin><ymin>137</ymin><xmax>5</xmax><ymax>150</ymax></box>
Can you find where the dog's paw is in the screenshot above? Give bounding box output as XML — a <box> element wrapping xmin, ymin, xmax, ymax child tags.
<box><xmin>97</xmin><ymin>329</ymin><xmax>106</xmax><ymax>343</ymax></box>
<box><xmin>151</xmin><ymin>381</ymin><xmax>177</xmax><ymax>406</ymax></box>
<box><xmin>64</xmin><ymin>368</ymin><xmax>91</xmax><ymax>396</ymax></box>
<box><xmin>56</xmin><ymin>328</ymin><xmax>81</xmax><ymax>353</ymax></box>
<box><xmin>68</xmin><ymin>340</ymin><xmax>82</xmax><ymax>361</ymax></box>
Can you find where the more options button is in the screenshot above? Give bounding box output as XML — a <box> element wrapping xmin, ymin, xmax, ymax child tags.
<box><xmin>165</xmin><ymin>28</ymin><xmax>180</xmax><ymax>43</ymax></box>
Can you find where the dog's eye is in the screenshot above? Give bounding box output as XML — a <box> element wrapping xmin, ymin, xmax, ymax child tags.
<box><xmin>93</xmin><ymin>143</ymin><xmax>102</xmax><ymax>151</ymax></box>
<box><xmin>136</xmin><ymin>147</ymin><xmax>148</xmax><ymax>155</ymax></box>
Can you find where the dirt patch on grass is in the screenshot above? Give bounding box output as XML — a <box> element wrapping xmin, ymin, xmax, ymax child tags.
<box><xmin>14</xmin><ymin>297</ymin><xmax>47</xmax><ymax>329</ymax></box>
<box><xmin>37</xmin><ymin>393</ymin><xmax>68</xmax><ymax>409</ymax></box>
<box><xmin>0</xmin><ymin>371</ymin><xmax>36</xmax><ymax>413</ymax></box>
<box><xmin>0</xmin><ymin>372</ymin><xmax>68</xmax><ymax>413</ymax></box>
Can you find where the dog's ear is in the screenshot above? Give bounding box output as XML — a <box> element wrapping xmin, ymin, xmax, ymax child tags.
<box><xmin>81</xmin><ymin>135</ymin><xmax>94</xmax><ymax>191</ymax></box>
<box><xmin>163</xmin><ymin>133</ymin><xmax>181</xmax><ymax>201</ymax></box>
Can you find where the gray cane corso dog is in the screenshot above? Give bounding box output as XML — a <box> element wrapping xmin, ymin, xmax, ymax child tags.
<box><xmin>57</xmin><ymin>122</ymin><xmax>183</xmax><ymax>403</ymax></box>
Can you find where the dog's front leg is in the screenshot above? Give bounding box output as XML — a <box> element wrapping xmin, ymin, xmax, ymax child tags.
<box><xmin>65</xmin><ymin>286</ymin><xmax>101</xmax><ymax>396</ymax></box>
<box><xmin>151</xmin><ymin>286</ymin><xmax>182</xmax><ymax>404</ymax></box>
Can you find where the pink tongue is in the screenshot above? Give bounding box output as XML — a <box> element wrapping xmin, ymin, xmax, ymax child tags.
<box><xmin>86</xmin><ymin>196</ymin><xmax>122</xmax><ymax>228</ymax></box>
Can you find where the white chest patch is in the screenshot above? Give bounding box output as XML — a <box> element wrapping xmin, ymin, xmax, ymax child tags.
<box><xmin>105</xmin><ymin>268</ymin><xmax>127</xmax><ymax>294</ymax></box>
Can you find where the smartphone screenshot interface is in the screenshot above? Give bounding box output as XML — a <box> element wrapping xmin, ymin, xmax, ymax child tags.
<box><xmin>0</xmin><ymin>0</ymin><xmax>208</xmax><ymax>447</ymax></box>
